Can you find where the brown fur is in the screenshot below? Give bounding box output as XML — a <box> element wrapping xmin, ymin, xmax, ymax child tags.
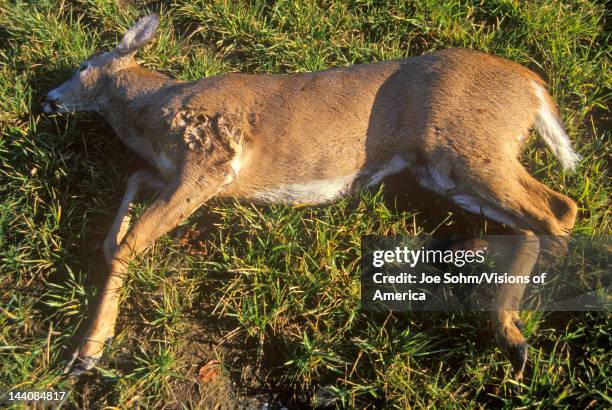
<box><xmin>45</xmin><ymin>16</ymin><xmax>577</xmax><ymax>378</ymax></box>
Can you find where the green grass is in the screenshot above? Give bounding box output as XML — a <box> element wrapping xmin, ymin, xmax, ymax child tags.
<box><xmin>1</xmin><ymin>0</ymin><xmax>610</xmax><ymax>408</ymax></box>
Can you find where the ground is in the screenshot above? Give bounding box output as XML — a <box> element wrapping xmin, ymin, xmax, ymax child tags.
<box><xmin>0</xmin><ymin>0</ymin><xmax>610</xmax><ymax>408</ymax></box>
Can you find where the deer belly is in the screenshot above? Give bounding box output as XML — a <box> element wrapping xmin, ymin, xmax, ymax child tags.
<box><xmin>248</xmin><ymin>155</ymin><xmax>410</xmax><ymax>205</ymax></box>
<box><xmin>251</xmin><ymin>173</ymin><xmax>358</xmax><ymax>205</ymax></box>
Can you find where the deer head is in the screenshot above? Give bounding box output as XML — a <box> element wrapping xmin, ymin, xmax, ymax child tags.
<box><xmin>42</xmin><ymin>14</ymin><xmax>159</xmax><ymax>113</ymax></box>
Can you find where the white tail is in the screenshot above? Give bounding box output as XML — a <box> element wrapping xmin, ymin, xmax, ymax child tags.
<box><xmin>532</xmin><ymin>82</ymin><xmax>581</xmax><ymax>171</ymax></box>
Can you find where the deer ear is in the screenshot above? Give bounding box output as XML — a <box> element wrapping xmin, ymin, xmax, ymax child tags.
<box><xmin>115</xmin><ymin>14</ymin><xmax>159</xmax><ymax>56</ymax></box>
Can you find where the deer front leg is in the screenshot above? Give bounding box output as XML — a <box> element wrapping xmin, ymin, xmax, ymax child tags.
<box><xmin>488</xmin><ymin>234</ymin><xmax>540</xmax><ymax>380</ymax></box>
<box><xmin>103</xmin><ymin>171</ymin><xmax>165</xmax><ymax>265</ymax></box>
<box><xmin>66</xmin><ymin>173</ymin><xmax>228</xmax><ymax>375</ymax></box>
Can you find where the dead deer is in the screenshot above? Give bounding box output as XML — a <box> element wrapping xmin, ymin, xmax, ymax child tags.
<box><xmin>43</xmin><ymin>14</ymin><xmax>579</xmax><ymax>379</ymax></box>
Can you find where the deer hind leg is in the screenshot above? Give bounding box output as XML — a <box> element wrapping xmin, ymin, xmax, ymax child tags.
<box><xmin>485</xmin><ymin>234</ymin><xmax>539</xmax><ymax>380</ymax></box>
<box><xmin>447</xmin><ymin>163</ymin><xmax>577</xmax><ymax>379</ymax></box>
<box><xmin>66</xmin><ymin>174</ymin><xmax>226</xmax><ymax>375</ymax></box>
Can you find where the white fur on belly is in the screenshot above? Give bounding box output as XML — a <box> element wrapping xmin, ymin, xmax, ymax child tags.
<box><xmin>252</xmin><ymin>155</ymin><xmax>409</xmax><ymax>205</ymax></box>
<box><xmin>253</xmin><ymin>174</ymin><xmax>358</xmax><ymax>204</ymax></box>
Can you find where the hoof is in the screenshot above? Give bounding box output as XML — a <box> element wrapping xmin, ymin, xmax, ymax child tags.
<box><xmin>66</xmin><ymin>355</ymin><xmax>100</xmax><ymax>376</ymax></box>
<box><xmin>63</xmin><ymin>348</ymin><xmax>101</xmax><ymax>376</ymax></box>
<box><xmin>63</xmin><ymin>336</ymin><xmax>112</xmax><ymax>376</ymax></box>
<box><xmin>509</xmin><ymin>342</ymin><xmax>528</xmax><ymax>380</ymax></box>
<box><xmin>494</xmin><ymin>323</ymin><xmax>528</xmax><ymax>380</ymax></box>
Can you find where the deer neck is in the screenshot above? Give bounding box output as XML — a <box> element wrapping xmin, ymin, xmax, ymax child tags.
<box><xmin>100</xmin><ymin>64</ymin><xmax>174</xmax><ymax>118</ymax></box>
<box><xmin>99</xmin><ymin>65</ymin><xmax>179</xmax><ymax>164</ymax></box>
